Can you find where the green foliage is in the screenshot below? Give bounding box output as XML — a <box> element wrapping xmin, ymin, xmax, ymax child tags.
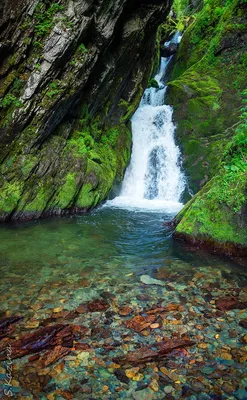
<box><xmin>34</xmin><ymin>63</ymin><xmax>41</xmax><ymax>71</ymax></box>
<box><xmin>148</xmin><ymin>78</ymin><xmax>159</xmax><ymax>89</ymax></box>
<box><xmin>101</xmin><ymin>128</ymin><xmax>119</xmax><ymax>147</ymax></box>
<box><xmin>173</xmin><ymin>0</ymin><xmax>190</xmax><ymax>19</ymax></box>
<box><xmin>78</xmin><ymin>44</ymin><xmax>87</xmax><ymax>54</ymax></box>
<box><xmin>0</xmin><ymin>94</ymin><xmax>21</xmax><ymax>109</ymax></box>
<box><xmin>34</xmin><ymin>2</ymin><xmax>64</xmax><ymax>38</ymax></box>
<box><xmin>46</xmin><ymin>81</ymin><xmax>63</xmax><ymax>98</ymax></box>
<box><xmin>68</xmin><ymin>127</ymin><xmax>95</xmax><ymax>157</ymax></box>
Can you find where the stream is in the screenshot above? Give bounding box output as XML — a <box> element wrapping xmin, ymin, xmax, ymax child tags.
<box><xmin>0</xmin><ymin>35</ymin><xmax>247</xmax><ymax>400</ymax></box>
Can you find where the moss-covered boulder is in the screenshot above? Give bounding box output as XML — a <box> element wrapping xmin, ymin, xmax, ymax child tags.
<box><xmin>174</xmin><ymin>98</ymin><xmax>247</xmax><ymax>256</ymax></box>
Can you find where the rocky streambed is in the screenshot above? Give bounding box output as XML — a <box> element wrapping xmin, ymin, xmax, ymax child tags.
<box><xmin>0</xmin><ymin>261</ymin><xmax>247</xmax><ymax>399</ymax></box>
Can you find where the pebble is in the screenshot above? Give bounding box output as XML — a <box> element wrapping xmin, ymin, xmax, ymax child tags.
<box><xmin>164</xmin><ymin>385</ymin><xmax>173</xmax><ymax>394</ymax></box>
<box><xmin>150</xmin><ymin>323</ymin><xmax>159</xmax><ymax>329</ymax></box>
<box><xmin>126</xmin><ymin>367</ymin><xmax>140</xmax><ymax>379</ymax></box>
<box><xmin>149</xmin><ymin>379</ymin><xmax>159</xmax><ymax>392</ymax></box>
<box><xmin>140</xmin><ymin>275</ymin><xmax>164</xmax><ymax>286</ymax></box>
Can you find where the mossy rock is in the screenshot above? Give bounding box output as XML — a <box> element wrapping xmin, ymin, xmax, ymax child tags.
<box><xmin>174</xmin><ymin>118</ymin><xmax>247</xmax><ymax>256</ymax></box>
<box><xmin>166</xmin><ymin>0</ymin><xmax>247</xmax><ymax>193</ymax></box>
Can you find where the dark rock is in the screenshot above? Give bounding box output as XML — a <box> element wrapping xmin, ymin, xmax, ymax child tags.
<box><xmin>75</xmin><ymin>343</ymin><xmax>92</xmax><ymax>352</ymax></box>
<box><xmin>43</xmin><ymin>382</ymin><xmax>57</xmax><ymax>393</ymax></box>
<box><xmin>216</xmin><ymin>297</ymin><xmax>247</xmax><ymax>311</ymax></box>
<box><xmin>160</xmin><ymin>43</ymin><xmax>178</xmax><ymax>58</ymax></box>
<box><xmin>0</xmin><ymin>315</ymin><xmax>22</xmax><ymax>338</ymax></box>
<box><xmin>80</xmin><ymin>385</ymin><xmax>92</xmax><ymax>394</ymax></box>
<box><xmin>80</xmin><ymin>379</ymin><xmax>89</xmax><ymax>385</ymax></box>
<box><xmin>114</xmin><ymin>369</ymin><xmax>130</xmax><ymax>384</ymax></box>
<box><xmin>78</xmin><ymin>299</ymin><xmax>109</xmax><ymax>313</ymax></box>
<box><xmin>136</xmin><ymin>382</ymin><xmax>149</xmax><ymax>391</ymax></box>
<box><xmin>239</xmin><ymin>319</ymin><xmax>247</xmax><ymax>328</ymax></box>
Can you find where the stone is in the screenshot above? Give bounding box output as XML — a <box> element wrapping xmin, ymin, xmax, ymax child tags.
<box><xmin>164</xmin><ymin>385</ymin><xmax>173</xmax><ymax>394</ymax></box>
<box><xmin>114</xmin><ymin>369</ymin><xmax>129</xmax><ymax>384</ymax></box>
<box><xmin>133</xmin><ymin>373</ymin><xmax>144</xmax><ymax>381</ymax></box>
<box><xmin>118</xmin><ymin>306</ymin><xmax>133</xmax><ymax>316</ymax></box>
<box><xmin>160</xmin><ymin>42</ymin><xmax>178</xmax><ymax>58</ymax></box>
<box><xmin>220</xmin><ymin>352</ymin><xmax>232</xmax><ymax>360</ymax></box>
<box><xmin>198</xmin><ymin>343</ymin><xmax>208</xmax><ymax>349</ymax></box>
<box><xmin>125</xmin><ymin>315</ymin><xmax>156</xmax><ymax>332</ymax></box>
<box><xmin>126</xmin><ymin>367</ymin><xmax>140</xmax><ymax>379</ymax></box>
<box><xmin>239</xmin><ymin>319</ymin><xmax>247</xmax><ymax>328</ymax></box>
<box><xmin>80</xmin><ymin>384</ymin><xmax>92</xmax><ymax>394</ymax></box>
<box><xmin>53</xmin><ymin>307</ymin><xmax>63</xmax><ymax>313</ymax></box>
<box><xmin>216</xmin><ymin>297</ymin><xmax>247</xmax><ymax>311</ymax></box>
<box><xmin>0</xmin><ymin>324</ymin><xmax>74</xmax><ymax>361</ymax></box>
<box><xmin>140</xmin><ymin>275</ymin><xmax>165</xmax><ymax>286</ymax></box>
<box><xmin>150</xmin><ymin>323</ymin><xmax>160</xmax><ymax>329</ymax></box>
<box><xmin>38</xmin><ymin>346</ymin><xmax>71</xmax><ymax>367</ymax></box>
<box><xmin>241</xmin><ymin>334</ymin><xmax>247</xmax><ymax>343</ymax></box>
<box><xmin>149</xmin><ymin>379</ymin><xmax>159</xmax><ymax>392</ymax></box>
<box><xmin>81</xmin><ymin>299</ymin><xmax>110</xmax><ymax>312</ymax></box>
<box><xmin>25</xmin><ymin>320</ymin><xmax>40</xmax><ymax>329</ymax></box>
<box><xmin>114</xmin><ymin>338</ymin><xmax>195</xmax><ymax>365</ymax></box>
<box><xmin>77</xmin><ymin>351</ymin><xmax>90</xmax><ymax>366</ymax></box>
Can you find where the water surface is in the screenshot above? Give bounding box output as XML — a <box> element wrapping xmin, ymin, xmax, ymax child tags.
<box><xmin>0</xmin><ymin>209</ymin><xmax>246</xmax><ymax>399</ymax></box>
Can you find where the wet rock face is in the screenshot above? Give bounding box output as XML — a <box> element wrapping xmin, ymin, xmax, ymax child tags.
<box><xmin>0</xmin><ymin>0</ymin><xmax>171</xmax><ymax>222</ymax></box>
<box><xmin>160</xmin><ymin>42</ymin><xmax>178</xmax><ymax>58</ymax></box>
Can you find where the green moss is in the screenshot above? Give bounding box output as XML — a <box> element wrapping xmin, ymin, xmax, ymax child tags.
<box><xmin>56</xmin><ymin>173</ymin><xmax>78</xmax><ymax>209</ymax></box>
<box><xmin>0</xmin><ymin>181</ymin><xmax>23</xmax><ymax>213</ymax></box>
<box><xmin>166</xmin><ymin>0</ymin><xmax>247</xmax><ymax>192</ymax></box>
<box><xmin>0</xmin><ymin>93</ymin><xmax>21</xmax><ymax>109</ymax></box>
<box><xmin>76</xmin><ymin>183</ymin><xmax>95</xmax><ymax>208</ymax></box>
<box><xmin>119</xmin><ymin>85</ymin><xmax>143</xmax><ymax>123</ymax></box>
<box><xmin>148</xmin><ymin>78</ymin><xmax>159</xmax><ymax>89</ymax></box>
<box><xmin>21</xmin><ymin>155</ymin><xmax>38</xmax><ymax>178</ymax></box>
<box><xmin>175</xmin><ymin>91</ymin><xmax>247</xmax><ymax>248</ymax></box>
<box><xmin>101</xmin><ymin>127</ymin><xmax>119</xmax><ymax>147</ymax></box>
<box><xmin>23</xmin><ymin>186</ymin><xmax>48</xmax><ymax>213</ymax></box>
<box><xmin>176</xmin><ymin>172</ymin><xmax>247</xmax><ymax>245</ymax></box>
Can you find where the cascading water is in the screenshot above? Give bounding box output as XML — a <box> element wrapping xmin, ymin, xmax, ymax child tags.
<box><xmin>107</xmin><ymin>33</ymin><xmax>185</xmax><ymax>212</ymax></box>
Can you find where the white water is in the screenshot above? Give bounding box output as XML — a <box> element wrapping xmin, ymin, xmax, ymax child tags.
<box><xmin>106</xmin><ymin>33</ymin><xmax>185</xmax><ymax>213</ymax></box>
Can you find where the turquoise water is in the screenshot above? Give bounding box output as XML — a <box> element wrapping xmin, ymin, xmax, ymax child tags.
<box><xmin>0</xmin><ymin>208</ymin><xmax>247</xmax><ymax>399</ymax></box>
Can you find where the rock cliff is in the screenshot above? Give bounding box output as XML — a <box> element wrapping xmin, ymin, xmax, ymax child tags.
<box><xmin>0</xmin><ymin>0</ymin><xmax>171</xmax><ymax>221</ymax></box>
<box><xmin>168</xmin><ymin>0</ymin><xmax>247</xmax><ymax>256</ymax></box>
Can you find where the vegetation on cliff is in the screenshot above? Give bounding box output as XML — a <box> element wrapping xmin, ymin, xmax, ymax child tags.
<box><xmin>171</xmin><ymin>0</ymin><xmax>247</xmax><ymax>255</ymax></box>
<box><xmin>167</xmin><ymin>0</ymin><xmax>247</xmax><ymax>193</ymax></box>
<box><xmin>0</xmin><ymin>0</ymin><xmax>171</xmax><ymax>221</ymax></box>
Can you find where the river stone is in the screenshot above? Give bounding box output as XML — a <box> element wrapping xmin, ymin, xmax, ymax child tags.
<box><xmin>140</xmin><ymin>275</ymin><xmax>165</xmax><ymax>286</ymax></box>
<box><xmin>164</xmin><ymin>385</ymin><xmax>174</xmax><ymax>394</ymax></box>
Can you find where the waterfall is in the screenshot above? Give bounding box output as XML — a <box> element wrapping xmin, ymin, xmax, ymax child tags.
<box><xmin>106</xmin><ymin>33</ymin><xmax>185</xmax><ymax>212</ymax></box>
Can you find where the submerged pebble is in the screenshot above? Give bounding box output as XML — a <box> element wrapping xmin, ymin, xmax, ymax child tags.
<box><xmin>140</xmin><ymin>275</ymin><xmax>165</xmax><ymax>286</ymax></box>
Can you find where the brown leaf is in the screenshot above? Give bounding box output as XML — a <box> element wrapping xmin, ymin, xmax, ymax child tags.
<box><xmin>125</xmin><ymin>315</ymin><xmax>156</xmax><ymax>332</ymax></box>
<box><xmin>114</xmin><ymin>338</ymin><xmax>195</xmax><ymax>365</ymax></box>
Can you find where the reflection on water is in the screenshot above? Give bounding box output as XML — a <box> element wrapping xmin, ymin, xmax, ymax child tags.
<box><xmin>0</xmin><ymin>208</ymin><xmax>246</xmax><ymax>399</ymax></box>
